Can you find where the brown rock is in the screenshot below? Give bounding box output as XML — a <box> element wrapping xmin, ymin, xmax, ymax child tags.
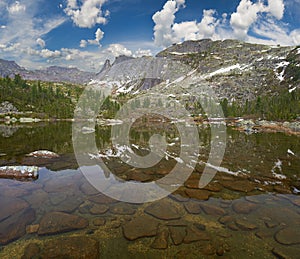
<box><xmin>235</xmin><ymin>219</ymin><xmax>257</xmax><ymax>231</ymax></box>
<box><xmin>222</xmin><ymin>180</ymin><xmax>255</xmax><ymax>193</ymax></box>
<box><xmin>185</xmin><ymin>189</ymin><xmax>211</xmax><ymax>200</ymax></box>
<box><xmin>218</xmin><ymin>215</ymin><xmax>234</xmax><ymax>225</ymax></box>
<box><xmin>54</xmin><ymin>197</ymin><xmax>84</xmax><ymax>213</ymax></box>
<box><xmin>144</xmin><ymin>199</ymin><xmax>184</xmax><ymax>220</ymax></box>
<box><xmin>110</xmin><ymin>203</ymin><xmax>135</xmax><ymax>215</ymax></box>
<box><xmin>23</xmin><ymin>189</ymin><xmax>49</xmax><ymax>208</ymax></box>
<box><xmin>89</xmin><ymin>204</ymin><xmax>109</xmax><ymax>215</ymax></box>
<box><xmin>0</xmin><ymin>197</ymin><xmax>29</xmax><ymax>221</ymax></box>
<box><xmin>232</xmin><ymin>200</ymin><xmax>258</xmax><ymax>214</ymax></box>
<box><xmin>1</xmin><ymin>186</ymin><xmax>29</xmax><ymax>198</ymax></box>
<box><xmin>93</xmin><ymin>218</ymin><xmax>106</xmax><ymax>226</ymax></box>
<box><xmin>271</xmin><ymin>247</ymin><xmax>290</xmax><ymax>259</ymax></box>
<box><xmin>151</xmin><ymin>228</ymin><xmax>169</xmax><ymax>249</ymax></box>
<box><xmin>0</xmin><ymin>208</ymin><xmax>36</xmax><ymax>245</ymax></box>
<box><xmin>40</xmin><ymin>236</ymin><xmax>99</xmax><ymax>259</ymax></box>
<box><xmin>122</xmin><ymin>215</ymin><xmax>158</xmax><ymax>240</ymax></box>
<box><xmin>38</xmin><ymin>212</ymin><xmax>88</xmax><ymax>235</ymax></box>
<box><xmin>275</xmin><ymin>227</ymin><xmax>300</xmax><ymax>245</ymax></box>
<box><xmin>184</xmin><ymin>201</ymin><xmax>202</xmax><ymax>214</ymax></box>
<box><xmin>80</xmin><ymin>181</ymin><xmax>99</xmax><ymax>196</ymax></box>
<box><xmin>183</xmin><ymin>226</ymin><xmax>210</xmax><ymax>243</ymax></box>
<box><xmin>199</xmin><ymin>203</ymin><xmax>226</xmax><ymax>216</ymax></box>
<box><xmin>26</xmin><ymin>224</ymin><xmax>39</xmax><ymax>234</ymax></box>
<box><xmin>89</xmin><ymin>193</ymin><xmax>118</xmax><ymax>204</ymax></box>
<box><xmin>169</xmin><ymin>226</ymin><xmax>186</xmax><ymax>245</ymax></box>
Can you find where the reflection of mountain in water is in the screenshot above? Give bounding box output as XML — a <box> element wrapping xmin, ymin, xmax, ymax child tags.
<box><xmin>0</xmin><ymin>124</ymin><xmax>19</xmax><ymax>138</ymax></box>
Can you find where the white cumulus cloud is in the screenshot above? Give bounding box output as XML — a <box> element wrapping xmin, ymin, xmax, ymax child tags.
<box><xmin>80</xmin><ymin>28</ymin><xmax>104</xmax><ymax>47</ymax></box>
<box><xmin>107</xmin><ymin>44</ymin><xmax>132</xmax><ymax>57</ymax></box>
<box><xmin>64</xmin><ymin>0</ymin><xmax>109</xmax><ymax>28</ymax></box>
<box><xmin>36</xmin><ymin>38</ymin><xmax>45</xmax><ymax>48</ymax></box>
<box><xmin>230</xmin><ymin>0</ymin><xmax>266</xmax><ymax>39</ymax></box>
<box><xmin>8</xmin><ymin>1</ymin><xmax>26</xmax><ymax>15</ymax></box>
<box><xmin>267</xmin><ymin>0</ymin><xmax>285</xmax><ymax>20</ymax></box>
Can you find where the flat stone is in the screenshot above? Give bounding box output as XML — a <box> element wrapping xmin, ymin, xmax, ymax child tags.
<box><xmin>23</xmin><ymin>189</ymin><xmax>49</xmax><ymax>208</ymax></box>
<box><xmin>54</xmin><ymin>197</ymin><xmax>84</xmax><ymax>213</ymax></box>
<box><xmin>184</xmin><ymin>201</ymin><xmax>202</xmax><ymax>214</ymax></box>
<box><xmin>110</xmin><ymin>203</ymin><xmax>136</xmax><ymax>215</ymax></box>
<box><xmin>38</xmin><ymin>212</ymin><xmax>88</xmax><ymax>235</ymax></box>
<box><xmin>222</xmin><ymin>180</ymin><xmax>255</xmax><ymax>193</ymax></box>
<box><xmin>227</xmin><ymin>222</ymin><xmax>239</xmax><ymax>231</ymax></box>
<box><xmin>89</xmin><ymin>204</ymin><xmax>109</xmax><ymax>215</ymax></box>
<box><xmin>232</xmin><ymin>200</ymin><xmax>258</xmax><ymax>214</ymax></box>
<box><xmin>203</xmin><ymin>182</ymin><xmax>222</xmax><ymax>192</ymax></box>
<box><xmin>218</xmin><ymin>215</ymin><xmax>234</xmax><ymax>225</ymax></box>
<box><xmin>49</xmin><ymin>193</ymin><xmax>67</xmax><ymax>205</ymax></box>
<box><xmin>122</xmin><ymin>215</ymin><xmax>159</xmax><ymax>240</ymax></box>
<box><xmin>39</xmin><ymin>236</ymin><xmax>99</xmax><ymax>259</ymax></box>
<box><xmin>199</xmin><ymin>203</ymin><xmax>226</xmax><ymax>216</ymax></box>
<box><xmin>44</xmin><ymin>177</ymin><xmax>79</xmax><ymax>194</ymax></box>
<box><xmin>89</xmin><ymin>193</ymin><xmax>118</xmax><ymax>204</ymax></box>
<box><xmin>151</xmin><ymin>228</ymin><xmax>169</xmax><ymax>249</ymax></box>
<box><xmin>0</xmin><ymin>208</ymin><xmax>36</xmax><ymax>245</ymax></box>
<box><xmin>26</xmin><ymin>224</ymin><xmax>39</xmax><ymax>234</ymax></box>
<box><xmin>80</xmin><ymin>181</ymin><xmax>99</xmax><ymax>196</ymax></box>
<box><xmin>169</xmin><ymin>226</ymin><xmax>186</xmax><ymax>245</ymax></box>
<box><xmin>183</xmin><ymin>226</ymin><xmax>210</xmax><ymax>244</ymax></box>
<box><xmin>255</xmin><ymin>230</ymin><xmax>274</xmax><ymax>239</ymax></box>
<box><xmin>235</xmin><ymin>219</ymin><xmax>257</xmax><ymax>231</ymax></box>
<box><xmin>185</xmin><ymin>189</ymin><xmax>211</xmax><ymax>200</ymax></box>
<box><xmin>265</xmin><ymin>220</ymin><xmax>278</xmax><ymax>228</ymax></box>
<box><xmin>272</xmin><ymin>247</ymin><xmax>290</xmax><ymax>259</ymax></box>
<box><xmin>93</xmin><ymin>218</ymin><xmax>106</xmax><ymax>226</ymax></box>
<box><xmin>0</xmin><ymin>197</ymin><xmax>29</xmax><ymax>221</ymax></box>
<box><xmin>169</xmin><ymin>194</ymin><xmax>190</xmax><ymax>202</ymax></box>
<box><xmin>1</xmin><ymin>186</ymin><xmax>29</xmax><ymax>198</ymax></box>
<box><xmin>144</xmin><ymin>199</ymin><xmax>184</xmax><ymax>220</ymax></box>
<box><xmin>275</xmin><ymin>227</ymin><xmax>300</xmax><ymax>245</ymax></box>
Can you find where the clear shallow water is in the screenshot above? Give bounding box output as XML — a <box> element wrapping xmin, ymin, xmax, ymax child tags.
<box><xmin>0</xmin><ymin>122</ymin><xmax>299</xmax><ymax>258</ymax></box>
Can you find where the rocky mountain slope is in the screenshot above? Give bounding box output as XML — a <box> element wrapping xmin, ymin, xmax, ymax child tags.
<box><xmin>0</xmin><ymin>59</ymin><xmax>95</xmax><ymax>84</ymax></box>
<box><xmin>95</xmin><ymin>39</ymin><xmax>300</xmax><ymax>104</ymax></box>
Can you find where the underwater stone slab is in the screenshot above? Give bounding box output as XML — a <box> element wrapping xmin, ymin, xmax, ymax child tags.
<box><xmin>0</xmin><ymin>197</ymin><xmax>29</xmax><ymax>221</ymax></box>
<box><xmin>122</xmin><ymin>215</ymin><xmax>159</xmax><ymax>240</ymax></box>
<box><xmin>144</xmin><ymin>199</ymin><xmax>184</xmax><ymax>220</ymax></box>
<box><xmin>0</xmin><ymin>208</ymin><xmax>36</xmax><ymax>245</ymax></box>
<box><xmin>38</xmin><ymin>212</ymin><xmax>88</xmax><ymax>235</ymax></box>
<box><xmin>232</xmin><ymin>200</ymin><xmax>258</xmax><ymax>214</ymax></box>
<box><xmin>275</xmin><ymin>227</ymin><xmax>300</xmax><ymax>245</ymax></box>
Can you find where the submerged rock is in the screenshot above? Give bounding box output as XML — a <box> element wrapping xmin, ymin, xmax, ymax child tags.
<box><xmin>144</xmin><ymin>199</ymin><xmax>184</xmax><ymax>220</ymax></box>
<box><xmin>0</xmin><ymin>208</ymin><xmax>36</xmax><ymax>245</ymax></box>
<box><xmin>275</xmin><ymin>227</ymin><xmax>300</xmax><ymax>245</ymax></box>
<box><xmin>38</xmin><ymin>212</ymin><xmax>89</xmax><ymax>235</ymax></box>
<box><xmin>122</xmin><ymin>215</ymin><xmax>159</xmax><ymax>240</ymax></box>
<box><xmin>0</xmin><ymin>166</ymin><xmax>39</xmax><ymax>180</ymax></box>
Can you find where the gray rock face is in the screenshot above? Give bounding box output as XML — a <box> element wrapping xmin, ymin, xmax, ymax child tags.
<box><xmin>0</xmin><ymin>101</ymin><xmax>18</xmax><ymax>114</ymax></box>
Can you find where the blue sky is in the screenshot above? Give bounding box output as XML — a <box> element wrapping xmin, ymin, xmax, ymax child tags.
<box><xmin>0</xmin><ymin>0</ymin><xmax>299</xmax><ymax>72</ymax></box>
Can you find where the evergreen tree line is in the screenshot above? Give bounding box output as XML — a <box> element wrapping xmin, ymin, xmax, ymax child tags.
<box><xmin>0</xmin><ymin>75</ymin><xmax>82</xmax><ymax>118</ymax></box>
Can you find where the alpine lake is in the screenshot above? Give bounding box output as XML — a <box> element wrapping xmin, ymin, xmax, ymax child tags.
<box><xmin>0</xmin><ymin>119</ymin><xmax>299</xmax><ymax>259</ymax></box>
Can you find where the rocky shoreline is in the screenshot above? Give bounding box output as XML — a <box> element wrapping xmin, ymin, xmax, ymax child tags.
<box><xmin>228</xmin><ymin>118</ymin><xmax>300</xmax><ymax>135</ymax></box>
